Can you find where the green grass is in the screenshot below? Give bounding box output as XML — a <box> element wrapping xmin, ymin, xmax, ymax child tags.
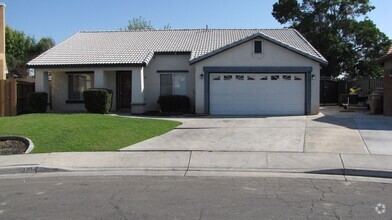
<box><xmin>0</xmin><ymin>114</ymin><xmax>181</xmax><ymax>153</ymax></box>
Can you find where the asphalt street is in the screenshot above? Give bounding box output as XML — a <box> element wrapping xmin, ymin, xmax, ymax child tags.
<box><xmin>0</xmin><ymin>175</ymin><xmax>391</xmax><ymax>219</ymax></box>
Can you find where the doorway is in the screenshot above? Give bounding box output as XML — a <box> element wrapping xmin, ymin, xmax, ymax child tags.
<box><xmin>116</xmin><ymin>71</ymin><xmax>132</xmax><ymax>109</ymax></box>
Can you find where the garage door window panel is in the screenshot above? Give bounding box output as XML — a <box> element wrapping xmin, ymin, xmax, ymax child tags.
<box><xmin>294</xmin><ymin>75</ymin><xmax>303</xmax><ymax>80</ymax></box>
<box><xmin>212</xmin><ymin>75</ymin><xmax>221</xmax><ymax>80</ymax></box>
<box><xmin>271</xmin><ymin>75</ymin><xmax>280</xmax><ymax>80</ymax></box>
<box><xmin>224</xmin><ymin>75</ymin><xmax>233</xmax><ymax>80</ymax></box>
<box><xmin>235</xmin><ymin>75</ymin><xmax>244</xmax><ymax>80</ymax></box>
<box><xmin>283</xmin><ymin>75</ymin><xmax>291</xmax><ymax>80</ymax></box>
<box><xmin>247</xmin><ymin>75</ymin><xmax>256</xmax><ymax>80</ymax></box>
<box><xmin>260</xmin><ymin>75</ymin><xmax>268</xmax><ymax>80</ymax></box>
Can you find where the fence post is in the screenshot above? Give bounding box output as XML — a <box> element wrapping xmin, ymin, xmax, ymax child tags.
<box><xmin>0</xmin><ymin>79</ymin><xmax>4</xmax><ymax>116</ymax></box>
<box><xmin>7</xmin><ymin>79</ymin><xmax>16</xmax><ymax>116</ymax></box>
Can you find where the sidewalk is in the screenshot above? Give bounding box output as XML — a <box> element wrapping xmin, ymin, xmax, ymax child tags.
<box><xmin>1</xmin><ymin>151</ymin><xmax>392</xmax><ymax>178</ymax></box>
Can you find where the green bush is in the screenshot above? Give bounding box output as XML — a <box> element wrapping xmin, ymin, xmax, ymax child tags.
<box><xmin>83</xmin><ymin>88</ymin><xmax>113</xmax><ymax>114</ymax></box>
<box><xmin>158</xmin><ymin>95</ymin><xmax>190</xmax><ymax>113</ymax></box>
<box><xmin>27</xmin><ymin>92</ymin><xmax>48</xmax><ymax>113</ymax></box>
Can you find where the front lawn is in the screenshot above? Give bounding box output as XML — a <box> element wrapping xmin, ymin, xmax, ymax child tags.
<box><xmin>0</xmin><ymin>114</ymin><xmax>181</xmax><ymax>153</ymax></box>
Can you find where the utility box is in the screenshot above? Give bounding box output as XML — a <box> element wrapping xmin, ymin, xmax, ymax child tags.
<box><xmin>368</xmin><ymin>93</ymin><xmax>383</xmax><ymax>114</ymax></box>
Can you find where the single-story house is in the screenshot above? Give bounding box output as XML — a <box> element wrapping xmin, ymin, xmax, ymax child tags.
<box><xmin>27</xmin><ymin>29</ymin><xmax>327</xmax><ymax>115</ymax></box>
<box><xmin>377</xmin><ymin>46</ymin><xmax>392</xmax><ymax>115</ymax></box>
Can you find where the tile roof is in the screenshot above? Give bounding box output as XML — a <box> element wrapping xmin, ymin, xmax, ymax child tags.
<box><xmin>27</xmin><ymin>29</ymin><xmax>328</xmax><ymax>67</ymax></box>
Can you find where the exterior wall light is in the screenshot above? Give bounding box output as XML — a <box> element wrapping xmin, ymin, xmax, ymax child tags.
<box><xmin>389</xmin><ymin>70</ymin><xmax>392</xmax><ymax>78</ymax></box>
<box><xmin>312</xmin><ymin>74</ymin><xmax>316</xmax><ymax>80</ymax></box>
<box><xmin>200</xmin><ymin>74</ymin><xmax>204</xmax><ymax>79</ymax></box>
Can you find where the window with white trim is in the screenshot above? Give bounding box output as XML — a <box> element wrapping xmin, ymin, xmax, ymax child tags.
<box><xmin>68</xmin><ymin>73</ymin><xmax>93</xmax><ymax>100</ymax></box>
<box><xmin>254</xmin><ymin>40</ymin><xmax>262</xmax><ymax>54</ymax></box>
<box><xmin>160</xmin><ymin>73</ymin><xmax>187</xmax><ymax>96</ymax></box>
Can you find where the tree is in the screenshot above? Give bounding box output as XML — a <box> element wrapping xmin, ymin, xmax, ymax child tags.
<box><xmin>35</xmin><ymin>37</ymin><xmax>55</xmax><ymax>55</ymax></box>
<box><xmin>5</xmin><ymin>26</ymin><xmax>55</xmax><ymax>78</ymax></box>
<box><xmin>162</xmin><ymin>23</ymin><xmax>172</xmax><ymax>30</ymax></box>
<box><xmin>124</xmin><ymin>17</ymin><xmax>172</xmax><ymax>31</ymax></box>
<box><xmin>272</xmin><ymin>0</ymin><xmax>391</xmax><ymax>78</ymax></box>
<box><xmin>125</xmin><ymin>16</ymin><xmax>154</xmax><ymax>30</ymax></box>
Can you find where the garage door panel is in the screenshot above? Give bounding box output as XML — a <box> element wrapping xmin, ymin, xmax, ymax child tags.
<box><xmin>210</xmin><ymin>73</ymin><xmax>305</xmax><ymax>115</ymax></box>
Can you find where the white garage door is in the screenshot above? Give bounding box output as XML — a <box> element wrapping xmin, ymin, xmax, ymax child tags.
<box><xmin>210</xmin><ymin>73</ymin><xmax>305</xmax><ymax>115</ymax></box>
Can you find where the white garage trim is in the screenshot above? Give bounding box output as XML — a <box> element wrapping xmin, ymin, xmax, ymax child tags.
<box><xmin>203</xmin><ymin>66</ymin><xmax>313</xmax><ymax>115</ymax></box>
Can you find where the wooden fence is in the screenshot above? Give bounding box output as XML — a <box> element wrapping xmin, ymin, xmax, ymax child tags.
<box><xmin>0</xmin><ymin>79</ymin><xmax>35</xmax><ymax>116</ymax></box>
<box><xmin>320</xmin><ymin>78</ymin><xmax>384</xmax><ymax>105</ymax></box>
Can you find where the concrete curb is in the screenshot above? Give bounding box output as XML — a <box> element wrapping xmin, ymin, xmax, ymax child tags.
<box><xmin>0</xmin><ymin>166</ymin><xmax>68</xmax><ymax>174</ymax></box>
<box><xmin>1</xmin><ymin>164</ymin><xmax>392</xmax><ymax>180</ymax></box>
<box><xmin>0</xmin><ymin>136</ymin><xmax>34</xmax><ymax>154</ymax></box>
<box><xmin>1</xmin><ymin>151</ymin><xmax>392</xmax><ymax>179</ymax></box>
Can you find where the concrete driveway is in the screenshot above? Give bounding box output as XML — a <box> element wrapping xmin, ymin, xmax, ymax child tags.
<box><xmin>120</xmin><ymin>107</ymin><xmax>392</xmax><ymax>155</ymax></box>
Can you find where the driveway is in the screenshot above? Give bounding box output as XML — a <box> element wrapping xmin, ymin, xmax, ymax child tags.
<box><xmin>120</xmin><ymin>107</ymin><xmax>392</xmax><ymax>155</ymax></box>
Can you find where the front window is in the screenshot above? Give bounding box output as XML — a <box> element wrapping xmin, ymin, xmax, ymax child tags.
<box><xmin>68</xmin><ymin>73</ymin><xmax>93</xmax><ymax>100</ymax></box>
<box><xmin>160</xmin><ymin>73</ymin><xmax>187</xmax><ymax>96</ymax></box>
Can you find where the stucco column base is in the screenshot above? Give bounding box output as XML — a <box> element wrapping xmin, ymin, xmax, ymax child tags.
<box><xmin>131</xmin><ymin>103</ymin><xmax>146</xmax><ymax>114</ymax></box>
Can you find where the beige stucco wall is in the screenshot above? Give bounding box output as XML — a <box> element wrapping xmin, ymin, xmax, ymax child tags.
<box><xmin>144</xmin><ymin>54</ymin><xmax>195</xmax><ymax>112</ymax></box>
<box><xmin>193</xmin><ymin>39</ymin><xmax>322</xmax><ymax>115</ymax></box>
<box><xmin>51</xmin><ymin>71</ymin><xmax>85</xmax><ymax>111</ymax></box>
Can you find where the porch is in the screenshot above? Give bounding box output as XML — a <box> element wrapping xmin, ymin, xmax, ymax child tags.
<box><xmin>34</xmin><ymin>67</ymin><xmax>146</xmax><ymax>113</ymax></box>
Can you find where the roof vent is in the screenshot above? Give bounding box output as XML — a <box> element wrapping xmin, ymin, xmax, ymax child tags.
<box><xmin>205</xmin><ymin>25</ymin><xmax>208</xmax><ymax>32</ymax></box>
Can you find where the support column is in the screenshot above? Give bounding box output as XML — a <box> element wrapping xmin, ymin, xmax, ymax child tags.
<box><xmin>131</xmin><ymin>67</ymin><xmax>146</xmax><ymax>114</ymax></box>
<box><xmin>35</xmin><ymin>70</ymin><xmax>49</xmax><ymax>112</ymax></box>
<box><xmin>93</xmin><ymin>69</ymin><xmax>106</xmax><ymax>88</ymax></box>
<box><xmin>35</xmin><ymin>70</ymin><xmax>49</xmax><ymax>93</ymax></box>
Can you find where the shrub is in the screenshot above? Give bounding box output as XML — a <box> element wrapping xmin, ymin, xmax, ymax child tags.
<box><xmin>83</xmin><ymin>88</ymin><xmax>113</xmax><ymax>114</ymax></box>
<box><xmin>158</xmin><ymin>95</ymin><xmax>190</xmax><ymax>113</ymax></box>
<box><xmin>27</xmin><ymin>92</ymin><xmax>48</xmax><ymax>113</ymax></box>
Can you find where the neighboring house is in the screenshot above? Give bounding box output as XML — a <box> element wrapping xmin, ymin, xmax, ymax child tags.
<box><xmin>27</xmin><ymin>29</ymin><xmax>327</xmax><ymax>115</ymax></box>
<box><xmin>377</xmin><ymin>46</ymin><xmax>392</xmax><ymax>116</ymax></box>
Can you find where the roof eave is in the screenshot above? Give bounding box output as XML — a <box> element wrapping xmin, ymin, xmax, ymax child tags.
<box><xmin>377</xmin><ymin>53</ymin><xmax>392</xmax><ymax>64</ymax></box>
<box><xmin>26</xmin><ymin>63</ymin><xmax>147</xmax><ymax>69</ymax></box>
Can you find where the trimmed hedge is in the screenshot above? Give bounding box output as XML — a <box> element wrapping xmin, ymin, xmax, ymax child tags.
<box><xmin>83</xmin><ymin>88</ymin><xmax>113</xmax><ymax>114</ymax></box>
<box><xmin>27</xmin><ymin>92</ymin><xmax>48</xmax><ymax>113</ymax></box>
<box><xmin>158</xmin><ymin>95</ymin><xmax>190</xmax><ymax>113</ymax></box>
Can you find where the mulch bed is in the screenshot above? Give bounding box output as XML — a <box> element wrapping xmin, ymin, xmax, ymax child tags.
<box><xmin>0</xmin><ymin>140</ymin><xmax>28</xmax><ymax>155</ymax></box>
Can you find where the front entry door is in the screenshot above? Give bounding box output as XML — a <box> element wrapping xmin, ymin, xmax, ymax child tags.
<box><xmin>117</xmin><ymin>71</ymin><xmax>132</xmax><ymax>109</ymax></box>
